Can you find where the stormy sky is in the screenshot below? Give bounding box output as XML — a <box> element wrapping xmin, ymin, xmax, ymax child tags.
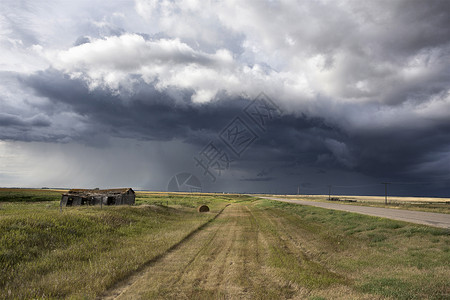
<box><xmin>1</xmin><ymin>0</ymin><xmax>449</xmax><ymax>196</ymax></box>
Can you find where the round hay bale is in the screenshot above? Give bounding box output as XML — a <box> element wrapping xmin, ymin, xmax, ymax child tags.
<box><xmin>197</xmin><ymin>205</ymin><xmax>210</xmax><ymax>212</ymax></box>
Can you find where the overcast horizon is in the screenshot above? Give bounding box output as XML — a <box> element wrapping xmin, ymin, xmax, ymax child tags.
<box><xmin>1</xmin><ymin>0</ymin><xmax>450</xmax><ymax>196</ymax></box>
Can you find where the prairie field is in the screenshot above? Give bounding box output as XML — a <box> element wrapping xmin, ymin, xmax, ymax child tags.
<box><xmin>0</xmin><ymin>188</ymin><xmax>64</xmax><ymax>203</ymax></box>
<box><xmin>0</xmin><ymin>189</ymin><xmax>449</xmax><ymax>299</ymax></box>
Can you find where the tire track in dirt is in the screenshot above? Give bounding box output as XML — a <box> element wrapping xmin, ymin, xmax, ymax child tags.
<box><xmin>168</xmin><ymin>215</ymin><xmax>223</xmax><ymax>286</ymax></box>
<box><xmin>100</xmin><ymin>202</ymin><xmax>369</xmax><ymax>299</ymax></box>
<box><xmin>101</xmin><ymin>204</ymin><xmax>248</xmax><ymax>299</ymax></box>
<box><xmin>185</xmin><ymin>213</ymin><xmax>237</xmax><ymax>292</ymax></box>
<box><xmin>264</xmin><ymin>208</ymin><xmax>347</xmax><ymax>276</ymax></box>
<box><xmin>211</xmin><ymin>217</ymin><xmax>237</xmax><ymax>291</ymax></box>
<box><xmin>258</xmin><ymin>206</ymin><xmax>375</xmax><ymax>299</ymax></box>
<box><xmin>99</xmin><ymin>204</ymin><xmax>230</xmax><ymax>300</ymax></box>
<box><xmin>99</xmin><ymin>204</ymin><xmax>289</xmax><ymax>299</ymax></box>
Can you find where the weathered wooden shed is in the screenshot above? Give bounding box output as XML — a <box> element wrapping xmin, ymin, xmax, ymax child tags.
<box><xmin>60</xmin><ymin>188</ymin><xmax>135</xmax><ymax>206</ymax></box>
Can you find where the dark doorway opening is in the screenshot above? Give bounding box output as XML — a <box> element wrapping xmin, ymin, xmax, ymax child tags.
<box><xmin>107</xmin><ymin>197</ymin><xmax>115</xmax><ymax>205</ymax></box>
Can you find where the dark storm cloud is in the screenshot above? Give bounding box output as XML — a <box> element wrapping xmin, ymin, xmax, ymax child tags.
<box><xmin>378</xmin><ymin>0</ymin><xmax>450</xmax><ymax>55</ymax></box>
<box><xmin>240</xmin><ymin>177</ymin><xmax>275</xmax><ymax>182</ymax></box>
<box><xmin>21</xmin><ymin>68</ymin><xmax>345</xmax><ymax>159</ymax></box>
<box><xmin>22</xmin><ymin>69</ymin><xmax>242</xmax><ymax>142</ymax></box>
<box><xmin>1</xmin><ymin>0</ymin><xmax>450</xmax><ymax>195</ymax></box>
<box><xmin>16</xmin><ymin>65</ymin><xmax>450</xmax><ymax>188</ymax></box>
<box><xmin>351</xmin><ymin>122</ymin><xmax>450</xmax><ymax>174</ymax></box>
<box><xmin>0</xmin><ymin>113</ymin><xmax>49</xmax><ymax>127</ymax></box>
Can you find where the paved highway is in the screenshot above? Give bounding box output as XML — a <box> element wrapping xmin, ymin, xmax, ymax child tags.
<box><xmin>260</xmin><ymin>197</ymin><xmax>450</xmax><ymax>229</ymax></box>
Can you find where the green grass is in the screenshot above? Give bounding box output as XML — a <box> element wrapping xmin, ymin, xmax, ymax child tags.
<box><xmin>135</xmin><ymin>192</ymin><xmax>253</xmax><ymax>207</ymax></box>
<box><xmin>334</xmin><ymin>201</ymin><xmax>450</xmax><ymax>214</ymax></box>
<box><xmin>1</xmin><ymin>191</ymin><xmax>448</xmax><ymax>299</ymax></box>
<box><xmin>253</xmin><ymin>199</ymin><xmax>450</xmax><ymax>299</ymax></box>
<box><xmin>271</xmin><ymin>194</ymin><xmax>450</xmax><ymax>214</ymax></box>
<box><xmin>0</xmin><ymin>188</ymin><xmax>63</xmax><ymax>202</ymax></box>
<box><xmin>0</xmin><ymin>192</ymin><xmax>231</xmax><ymax>299</ymax></box>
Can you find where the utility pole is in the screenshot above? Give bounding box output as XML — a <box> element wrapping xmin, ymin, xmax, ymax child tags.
<box><xmin>328</xmin><ymin>185</ymin><xmax>332</xmax><ymax>201</ymax></box>
<box><xmin>381</xmin><ymin>182</ymin><xmax>391</xmax><ymax>205</ymax></box>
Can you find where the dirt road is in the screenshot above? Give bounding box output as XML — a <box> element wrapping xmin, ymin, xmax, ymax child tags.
<box><xmin>101</xmin><ymin>203</ymin><xmax>361</xmax><ymax>299</ymax></box>
<box><xmin>262</xmin><ymin>197</ymin><xmax>450</xmax><ymax>229</ymax></box>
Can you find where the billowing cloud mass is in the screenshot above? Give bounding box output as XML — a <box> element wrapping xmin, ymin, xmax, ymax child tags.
<box><xmin>0</xmin><ymin>0</ymin><xmax>449</xmax><ymax>195</ymax></box>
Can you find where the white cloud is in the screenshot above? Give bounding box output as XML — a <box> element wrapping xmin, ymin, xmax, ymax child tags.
<box><xmin>50</xmin><ymin>33</ymin><xmax>285</xmax><ymax>102</ymax></box>
<box><xmin>3</xmin><ymin>0</ymin><xmax>447</xmax><ymax>115</ymax></box>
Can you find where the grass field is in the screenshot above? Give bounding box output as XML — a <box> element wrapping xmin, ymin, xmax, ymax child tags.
<box><xmin>0</xmin><ymin>190</ymin><xmax>230</xmax><ymax>299</ymax></box>
<box><xmin>1</xmin><ymin>189</ymin><xmax>449</xmax><ymax>299</ymax></box>
<box><xmin>0</xmin><ymin>188</ymin><xmax>64</xmax><ymax>202</ymax></box>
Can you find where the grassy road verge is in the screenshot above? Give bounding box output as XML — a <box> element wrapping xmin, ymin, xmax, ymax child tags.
<box><xmin>264</xmin><ymin>194</ymin><xmax>450</xmax><ymax>214</ymax></box>
<box><xmin>256</xmin><ymin>200</ymin><xmax>449</xmax><ymax>299</ymax></box>
<box><xmin>103</xmin><ymin>198</ymin><xmax>449</xmax><ymax>299</ymax></box>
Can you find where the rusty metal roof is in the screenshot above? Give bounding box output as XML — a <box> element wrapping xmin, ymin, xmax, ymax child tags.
<box><xmin>66</xmin><ymin>188</ymin><xmax>134</xmax><ymax>195</ymax></box>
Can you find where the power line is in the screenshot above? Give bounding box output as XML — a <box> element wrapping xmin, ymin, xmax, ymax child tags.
<box><xmin>381</xmin><ymin>182</ymin><xmax>391</xmax><ymax>205</ymax></box>
<box><xmin>294</xmin><ymin>179</ymin><xmax>448</xmax><ymax>196</ymax></box>
<box><xmin>332</xmin><ymin>184</ymin><xmax>380</xmax><ymax>188</ymax></box>
<box><xmin>389</xmin><ymin>180</ymin><xmax>450</xmax><ymax>185</ymax></box>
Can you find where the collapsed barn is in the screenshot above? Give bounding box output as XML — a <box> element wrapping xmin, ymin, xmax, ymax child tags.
<box><xmin>60</xmin><ymin>188</ymin><xmax>135</xmax><ymax>206</ymax></box>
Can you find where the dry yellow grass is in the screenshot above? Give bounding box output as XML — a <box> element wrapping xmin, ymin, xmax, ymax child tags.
<box><xmin>2</xmin><ymin>192</ymin><xmax>448</xmax><ymax>299</ymax></box>
<box><xmin>102</xmin><ymin>204</ymin><xmax>357</xmax><ymax>299</ymax></box>
<box><xmin>103</xmin><ymin>201</ymin><xmax>450</xmax><ymax>299</ymax></box>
